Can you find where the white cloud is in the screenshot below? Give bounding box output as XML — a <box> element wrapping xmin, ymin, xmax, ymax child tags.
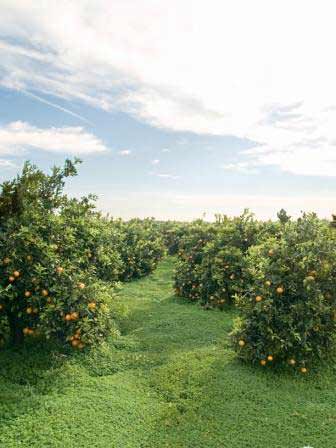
<box><xmin>96</xmin><ymin>191</ymin><xmax>336</xmax><ymax>221</ymax></box>
<box><xmin>0</xmin><ymin>121</ymin><xmax>108</xmax><ymax>155</ymax></box>
<box><xmin>222</xmin><ymin>162</ymin><xmax>259</xmax><ymax>175</ymax></box>
<box><xmin>0</xmin><ymin>158</ymin><xmax>16</xmax><ymax>168</ymax></box>
<box><xmin>162</xmin><ymin>148</ymin><xmax>170</xmax><ymax>153</ymax></box>
<box><xmin>1</xmin><ymin>1</ymin><xmax>336</xmax><ymax>175</ymax></box>
<box><xmin>151</xmin><ymin>159</ymin><xmax>160</xmax><ymax>165</ymax></box>
<box><xmin>118</xmin><ymin>149</ymin><xmax>131</xmax><ymax>156</ymax></box>
<box><xmin>149</xmin><ymin>171</ymin><xmax>179</xmax><ymax>180</ymax></box>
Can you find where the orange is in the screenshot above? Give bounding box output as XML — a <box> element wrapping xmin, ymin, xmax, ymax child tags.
<box><xmin>255</xmin><ymin>295</ymin><xmax>263</xmax><ymax>303</ymax></box>
<box><xmin>65</xmin><ymin>314</ymin><xmax>72</xmax><ymax>321</ymax></box>
<box><xmin>41</xmin><ymin>289</ymin><xmax>49</xmax><ymax>297</ymax></box>
<box><xmin>267</xmin><ymin>355</ymin><xmax>273</xmax><ymax>362</ymax></box>
<box><xmin>260</xmin><ymin>359</ymin><xmax>267</xmax><ymax>366</ymax></box>
<box><xmin>56</xmin><ymin>266</ymin><xmax>64</xmax><ymax>274</ymax></box>
<box><xmin>88</xmin><ymin>302</ymin><xmax>96</xmax><ymax>311</ymax></box>
<box><xmin>265</xmin><ymin>280</ymin><xmax>271</xmax><ymax>286</ymax></box>
<box><xmin>276</xmin><ymin>286</ymin><xmax>284</xmax><ymax>294</ymax></box>
<box><xmin>71</xmin><ymin>312</ymin><xmax>79</xmax><ymax>320</ymax></box>
<box><xmin>71</xmin><ymin>339</ymin><xmax>80</xmax><ymax>347</ymax></box>
<box><xmin>26</xmin><ymin>307</ymin><xmax>33</xmax><ymax>314</ymax></box>
<box><xmin>77</xmin><ymin>282</ymin><xmax>85</xmax><ymax>289</ymax></box>
<box><xmin>238</xmin><ymin>340</ymin><xmax>246</xmax><ymax>347</ymax></box>
<box><xmin>26</xmin><ymin>255</ymin><xmax>33</xmax><ymax>261</ymax></box>
<box><xmin>300</xmin><ymin>367</ymin><xmax>308</xmax><ymax>374</ymax></box>
<box><xmin>268</xmin><ymin>249</ymin><xmax>274</xmax><ymax>256</ymax></box>
<box><xmin>13</xmin><ymin>271</ymin><xmax>20</xmax><ymax>278</ymax></box>
<box><xmin>8</xmin><ymin>276</ymin><xmax>15</xmax><ymax>283</ymax></box>
<box><xmin>25</xmin><ymin>291</ymin><xmax>32</xmax><ymax>297</ymax></box>
<box><xmin>23</xmin><ymin>327</ymin><xmax>30</xmax><ymax>335</ymax></box>
<box><xmin>288</xmin><ymin>359</ymin><xmax>296</xmax><ymax>366</ymax></box>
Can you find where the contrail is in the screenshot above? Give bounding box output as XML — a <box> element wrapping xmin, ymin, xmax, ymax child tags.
<box><xmin>21</xmin><ymin>90</ymin><xmax>93</xmax><ymax>125</ymax></box>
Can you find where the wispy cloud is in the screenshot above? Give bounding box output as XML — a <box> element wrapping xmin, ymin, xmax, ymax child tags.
<box><xmin>0</xmin><ymin>158</ymin><xmax>16</xmax><ymax>168</ymax></box>
<box><xmin>151</xmin><ymin>159</ymin><xmax>160</xmax><ymax>165</ymax></box>
<box><xmin>0</xmin><ymin>121</ymin><xmax>108</xmax><ymax>155</ymax></box>
<box><xmin>118</xmin><ymin>149</ymin><xmax>131</xmax><ymax>156</ymax></box>
<box><xmin>1</xmin><ymin>2</ymin><xmax>336</xmax><ymax>176</ymax></box>
<box><xmin>149</xmin><ymin>171</ymin><xmax>179</xmax><ymax>180</ymax></box>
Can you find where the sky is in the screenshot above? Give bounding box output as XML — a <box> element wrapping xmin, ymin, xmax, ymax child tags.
<box><xmin>0</xmin><ymin>0</ymin><xmax>336</xmax><ymax>221</ymax></box>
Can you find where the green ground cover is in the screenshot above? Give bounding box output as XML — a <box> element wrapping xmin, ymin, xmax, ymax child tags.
<box><xmin>0</xmin><ymin>257</ymin><xmax>335</xmax><ymax>447</ymax></box>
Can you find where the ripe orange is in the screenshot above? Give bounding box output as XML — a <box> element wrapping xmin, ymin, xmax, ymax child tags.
<box><xmin>65</xmin><ymin>314</ymin><xmax>72</xmax><ymax>321</ymax></box>
<box><xmin>300</xmin><ymin>367</ymin><xmax>308</xmax><ymax>374</ymax></box>
<box><xmin>77</xmin><ymin>282</ymin><xmax>85</xmax><ymax>289</ymax></box>
<box><xmin>26</xmin><ymin>307</ymin><xmax>33</xmax><ymax>314</ymax></box>
<box><xmin>260</xmin><ymin>359</ymin><xmax>267</xmax><ymax>366</ymax></box>
<box><xmin>24</xmin><ymin>291</ymin><xmax>32</xmax><ymax>298</ymax></box>
<box><xmin>288</xmin><ymin>359</ymin><xmax>296</xmax><ymax>366</ymax></box>
<box><xmin>13</xmin><ymin>271</ymin><xmax>20</xmax><ymax>278</ymax></box>
<box><xmin>71</xmin><ymin>312</ymin><xmax>79</xmax><ymax>320</ymax></box>
<box><xmin>305</xmin><ymin>275</ymin><xmax>315</xmax><ymax>282</ymax></box>
<box><xmin>41</xmin><ymin>289</ymin><xmax>49</xmax><ymax>297</ymax></box>
<box><xmin>265</xmin><ymin>280</ymin><xmax>271</xmax><ymax>286</ymax></box>
<box><xmin>255</xmin><ymin>295</ymin><xmax>263</xmax><ymax>303</ymax></box>
<box><xmin>23</xmin><ymin>327</ymin><xmax>30</xmax><ymax>335</ymax></box>
<box><xmin>276</xmin><ymin>286</ymin><xmax>284</xmax><ymax>294</ymax></box>
<box><xmin>71</xmin><ymin>339</ymin><xmax>80</xmax><ymax>347</ymax></box>
<box><xmin>8</xmin><ymin>276</ymin><xmax>15</xmax><ymax>282</ymax></box>
<box><xmin>88</xmin><ymin>302</ymin><xmax>96</xmax><ymax>311</ymax></box>
<box><xmin>26</xmin><ymin>255</ymin><xmax>33</xmax><ymax>261</ymax></box>
<box><xmin>267</xmin><ymin>355</ymin><xmax>273</xmax><ymax>362</ymax></box>
<box><xmin>238</xmin><ymin>340</ymin><xmax>246</xmax><ymax>347</ymax></box>
<box><xmin>56</xmin><ymin>266</ymin><xmax>64</xmax><ymax>274</ymax></box>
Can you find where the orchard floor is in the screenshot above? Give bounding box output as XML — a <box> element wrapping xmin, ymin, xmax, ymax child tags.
<box><xmin>1</xmin><ymin>258</ymin><xmax>336</xmax><ymax>448</ymax></box>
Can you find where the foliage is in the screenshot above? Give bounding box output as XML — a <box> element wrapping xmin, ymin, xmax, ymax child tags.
<box><xmin>174</xmin><ymin>211</ymin><xmax>261</xmax><ymax>307</ymax></box>
<box><xmin>231</xmin><ymin>214</ymin><xmax>336</xmax><ymax>372</ymax></box>
<box><xmin>0</xmin><ymin>161</ymin><xmax>163</xmax><ymax>348</ymax></box>
<box><xmin>114</xmin><ymin>218</ymin><xmax>165</xmax><ymax>281</ymax></box>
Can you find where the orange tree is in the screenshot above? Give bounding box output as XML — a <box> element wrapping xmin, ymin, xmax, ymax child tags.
<box><xmin>231</xmin><ymin>213</ymin><xmax>336</xmax><ymax>372</ymax></box>
<box><xmin>173</xmin><ymin>220</ymin><xmax>218</xmax><ymax>301</ymax></box>
<box><xmin>0</xmin><ymin>160</ymin><xmax>117</xmax><ymax>347</ymax></box>
<box><xmin>113</xmin><ymin>218</ymin><xmax>165</xmax><ymax>281</ymax></box>
<box><xmin>174</xmin><ymin>211</ymin><xmax>262</xmax><ymax>307</ymax></box>
<box><xmin>59</xmin><ymin>199</ymin><xmax>124</xmax><ymax>282</ymax></box>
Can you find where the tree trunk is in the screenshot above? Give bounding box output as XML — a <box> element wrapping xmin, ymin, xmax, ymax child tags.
<box><xmin>7</xmin><ymin>312</ymin><xmax>24</xmax><ymax>346</ymax></box>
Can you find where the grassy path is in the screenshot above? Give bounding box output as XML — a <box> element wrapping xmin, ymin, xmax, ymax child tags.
<box><xmin>1</xmin><ymin>257</ymin><xmax>336</xmax><ymax>447</ymax></box>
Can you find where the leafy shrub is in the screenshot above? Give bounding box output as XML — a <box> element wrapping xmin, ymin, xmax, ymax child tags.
<box><xmin>113</xmin><ymin>218</ymin><xmax>165</xmax><ymax>281</ymax></box>
<box><xmin>158</xmin><ymin>221</ymin><xmax>191</xmax><ymax>255</ymax></box>
<box><xmin>0</xmin><ymin>160</ymin><xmax>121</xmax><ymax>348</ymax></box>
<box><xmin>174</xmin><ymin>211</ymin><xmax>261</xmax><ymax>307</ymax></box>
<box><xmin>231</xmin><ymin>214</ymin><xmax>336</xmax><ymax>372</ymax></box>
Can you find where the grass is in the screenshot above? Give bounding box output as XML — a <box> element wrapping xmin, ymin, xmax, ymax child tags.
<box><xmin>1</xmin><ymin>257</ymin><xmax>336</xmax><ymax>447</ymax></box>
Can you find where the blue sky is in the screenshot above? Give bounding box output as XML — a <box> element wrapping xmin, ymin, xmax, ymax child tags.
<box><xmin>0</xmin><ymin>1</ymin><xmax>336</xmax><ymax>220</ymax></box>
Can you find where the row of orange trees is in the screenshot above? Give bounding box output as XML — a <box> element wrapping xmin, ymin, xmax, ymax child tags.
<box><xmin>173</xmin><ymin>211</ymin><xmax>336</xmax><ymax>372</ymax></box>
<box><xmin>0</xmin><ymin>160</ymin><xmax>165</xmax><ymax>348</ymax></box>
